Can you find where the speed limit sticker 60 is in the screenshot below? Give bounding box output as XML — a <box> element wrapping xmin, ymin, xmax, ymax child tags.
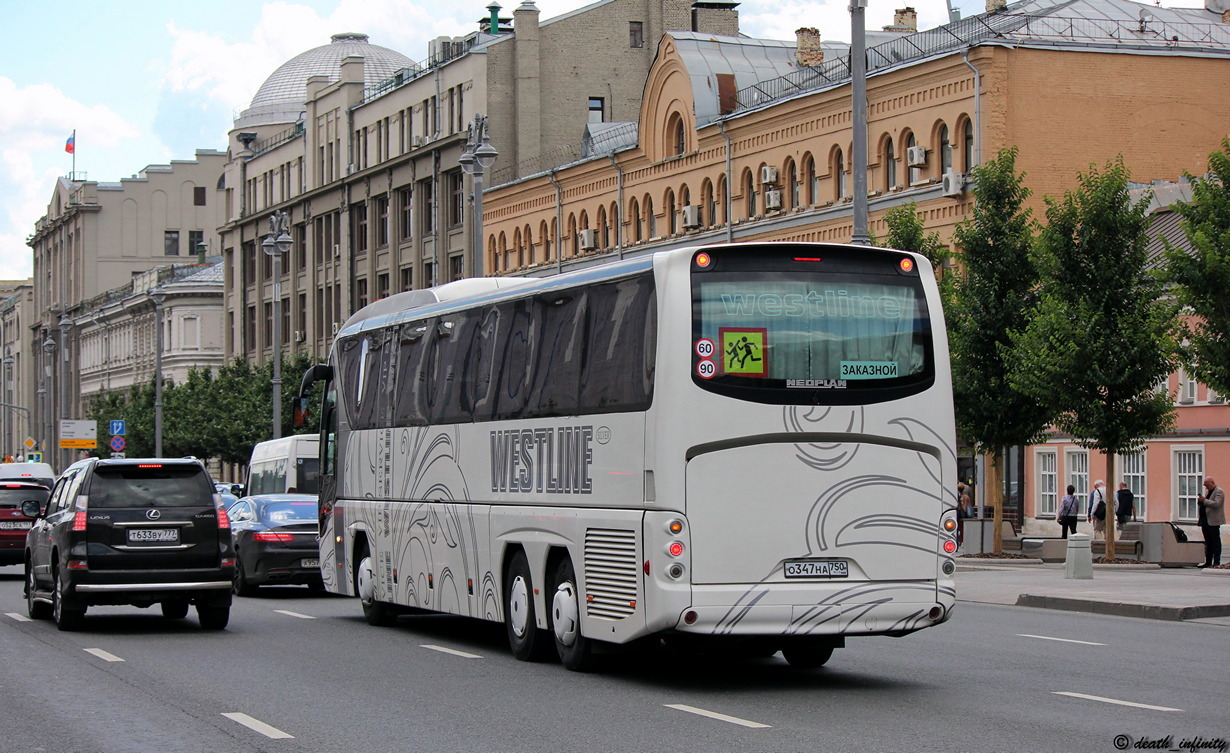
<box><xmin>695</xmin><ymin>338</ymin><xmax>715</xmax><ymax>358</ymax></box>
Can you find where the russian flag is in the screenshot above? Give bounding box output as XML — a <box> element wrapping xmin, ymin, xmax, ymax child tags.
<box><xmin>65</xmin><ymin>132</ymin><xmax>75</xmax><ymax>154</ymax></box>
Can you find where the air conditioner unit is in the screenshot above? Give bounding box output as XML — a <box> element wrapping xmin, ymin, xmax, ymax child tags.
<box><xmin>760</xmin><ymin>166</ymin><xmax>779</xmax><ymax>185</ymax></box>
<box><xmin>331</xmin><ymin>322</ymin><xmax>340</xmax><ymax>335</ymax></box>
<box><xmin>333</xmin><ymin>244</ymin><xmax>341</xmax><ymax>257</ymax></box>
<box><xmin>680</xmin><ymin>205</ymin><xmax>702</xmax><ymax>230</ymax></box>
<box><xmin>906</xmin><ymin>146</ymin><xmax>927</xmax><ymax>167</ymax></box>
<box><xmin>293</xmin><ymin>330</ymin><xmax>306</xmax><ymax>343</ymax></box>
<box><xmin>941</xmin><ymin>170</ymin><xmax>966</xmax><ymax>197</ymax></box>
<box><xmin>411</xmin><ymin>136</ymin><xmax>425</xmax><ymax>148</ymax></box>
<box><xmin>578</xmin><ymin>228</ymin><xmax>598</xmax><ymax>251</ymax></box>
<box><xmin>764</xmin><ymin>190</ymin><xmax>783</xmax><ymax>211</ymax></box>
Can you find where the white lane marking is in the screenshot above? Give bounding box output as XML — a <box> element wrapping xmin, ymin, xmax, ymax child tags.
<box><xmin>222</xmin><ymin>712</ymin><xmax>295</xmax><ymax>739</ymax></box>
<box><xmin>273</xmin><ymin>610</ymin><xmax>315</xmax><ymax>619</ymax></box>
<box><xmin>421</xmin><ymin>644</ymin><xmax>482</xmax><ymax>659</ymax></box>
<box><xmin>1053</xmin><ymin>692</ymin><xmax>1182</xmax><ymax>712</ymax></box>
<box><xmin>84</xmin><ymin>648</ymin><xmax>125</xmax><ymax>662</ymax></box>
<box><xmin>664</xmin><ymin>704</ymin><xmax>771</xmax><ymax>729</ymax></box>
<box><xmin>6</xmin><ymin>612</ymin><xmax>32</xmax><ymax>622</ymax></box>
<box><xmin>1018</xmin><ymin>634</ymin><xmax>1106</xmax><ymax>646</ymax></box>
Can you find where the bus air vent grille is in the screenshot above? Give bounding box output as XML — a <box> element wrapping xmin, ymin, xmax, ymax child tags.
<box><xmin>583</xmin><ymin>528</ymin><xmax>638</xmax><ymax>620</ymax></box>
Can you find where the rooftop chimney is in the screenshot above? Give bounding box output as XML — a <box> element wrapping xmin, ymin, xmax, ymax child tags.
<box><xmin>892</xmin><ymin>7</ymin><xmax>918</xmax><ymax>32</ymax></box>
<box><xmin>795</xmin><ymin>27</ymin><xmax>824</xmax><ymax>67</ymax></box>
<box><xmin>986</xmin><ymin>0</ymin><xmax>1007</xmax><ymax>12</ymax></box>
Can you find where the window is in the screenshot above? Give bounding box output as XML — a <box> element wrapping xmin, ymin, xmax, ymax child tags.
<box><xmin>377</xmin><ymin>273</ymin><xmax>389</xmax><ymax>300</ymax></box>
<box><xmin>263</xmin><ymin>302</ymin><xmax>273</xmax><ymax>347</ymax></box>
<box><xmin>298</xmin><ymin>292</ymin><xmax>307</xmax><ymax>336</ymax></box>
<box><xmin>1121</xmin><ymin>451</ymin><xmax>1146</xmax><ymax>520</ymax></box>
<box><xmin>883</xmin><ymin>137</ymin><xmax>897</xmax><ymax>191</ymax></box>
<box><xmin>281</xmin><ymin>297</ymin><xmax>291</xmax><ymax>345</ymax></box>
<box><xmin>357</xmin><ymin>278</ymin><xmax>369</xmax><ymax>310</ymax></box>
<box><xmin>400</xmin><ymin>266</ymin><xmax>414</xmax><ymax>292</ymax></box>
<box><xmin>449</xmin><ymin>171</ymin><xmax>464</xmax><ymax>227</ymax></box>
<box><xmin>629</xmin><ymin>21</ymin><xmax>644</xmax><ymax>48</ymax></box>
<box><xmin>420</xmin><ymin>179</ymin><xmax>435</xmax><ymax>234</ymax></box>
<box><xmin>353</xmin><ymin>202</ymin><xmax>368</xmax><ymax>254</ymax></box>
<box><xmin>450</xmin><ymin>254</ymin><xmax>464</xmax><ymax>282</ymax></box>
<box><xmin>906</xmin><ymin>132</ymin><xmax>921</xmax><ymax>185</ymax></box>
<box><xmin>962</xmin><ymin>119</ymin><xmax>974</xmax><ymax>172</ymax></box>
<box><xmin>295</xmin><ymin>222</ymin><xmax>307</xmax><ymax>271</ymax></box>
<box><xmin>1037</xmin><ymin>451</ymin><xmax>1057</xmax><ymax>517</ymax></box>
<box><xmin>182</xmin><ymin>315</ymin><xmax>200</xmax><ymax>350</ymax></box>
<box><xmin>835</xmin><ymin>150</ymin><xmax>846</xmax><ymax>200</ymax></box>
<box><xmin>399</xmin><ymin>187</ymin><xmax>413</xmax><ymax>240</ymax></box>
<box><xmin>787</xmin><ymin>161</ymin><xmax>799</xmax><ymax>209</ymax></box>
<box><xmin>164</xmin><ymin>230</ymin><xmax>180</xmax><ymax>256</ymax></box>
<box><xmin>666</xmin><ymin>190</ymin><xmax>677</xmax><ymax>235</ymax></box>
<box><xmin>588</xmin><ymin>97</ymin><xmax>604</xmax><ymax>124</ymax></box>
<box><xmin>375</xmin><ymin>195</ymin><xmax>389</xmax><ymax>247</ymax></box>
<box><xmin>744</xmin><ymin>170</ymin><xmax>756</xmax><ymax>218</ymax></box>
<box><xmin>940</xmin><ymin>124</ymin><xmax>952</xmax><ymax>174</ymax></box>
<box><xmin>1176</xmin><ymin>448</ymin><xmax>1203</xmax><ymax>521</ymax></box>
<box><xmin>1178</xmin><ymin>370</ymin><xmax>1197</xmax><ymax>403</ymax></box>
<box><xmin>1066</xmin><ymin>450</ymin><xmax>1089</xmax><ymax>517</ymax></box>
<box><xmin>194</xmin><ymin>186</ymin><xmax>206</xmax><ymax>206</ymax></box>
<box><xmin>188</xmin><ymin>230</ymin><xmax>204</xmax><ymax>256</ymax></box>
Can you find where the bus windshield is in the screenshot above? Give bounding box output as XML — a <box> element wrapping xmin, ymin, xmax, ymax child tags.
<box><xmin>691</xmin><ymin>245</ymin><xmax>933</xmax><ymax>404</ymax></box>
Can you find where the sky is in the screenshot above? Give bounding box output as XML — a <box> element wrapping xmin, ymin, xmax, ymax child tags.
<box><xmin>0</xmin><ymin>0</ymin><xmax>1204</xmax><ymax>280</ymax></box>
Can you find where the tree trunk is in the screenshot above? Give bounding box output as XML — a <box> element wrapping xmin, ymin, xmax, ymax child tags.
<box><xmin>990</xmin><ymin>449</ymin><xmax>1004</xmax><ymax>556</ymax></box>
<box><xmin>1106</xmin><ymin>453</ymin><xmax>1117</xmax><ymax>560</ymax></box>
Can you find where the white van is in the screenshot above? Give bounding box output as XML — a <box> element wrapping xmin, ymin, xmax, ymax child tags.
<box><xmin>0</xmin><ymin>462</ymin><xmax>56</xmax><ymax>489</ymax></box>
<box><xmin>245</xmin><ymin>435</ymin><xmax>319</xmax><ymax>495</ymax></box>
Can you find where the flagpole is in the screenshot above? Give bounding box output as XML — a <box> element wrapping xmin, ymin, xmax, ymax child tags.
<box><xmin>71</xmin><ymin>129</ymin><xmax>76</xmax><ymax>179</ymax></box>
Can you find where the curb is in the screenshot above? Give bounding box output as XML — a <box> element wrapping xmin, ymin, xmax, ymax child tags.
<box><xmin>1014</xmin><ymin>594</ymin><xmax>1230</xmax><ymax>621</ymax></box>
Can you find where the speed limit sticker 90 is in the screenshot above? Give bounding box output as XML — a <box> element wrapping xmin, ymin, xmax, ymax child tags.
<box><xmin>695</xmin><ymin>338</ymin><xmax>715</xmax><ymax>358</ymax></box>
<box><xmin>696</xmin><ymin>359</ymin><xmax>716</xmax><ymax>379</ymax></box>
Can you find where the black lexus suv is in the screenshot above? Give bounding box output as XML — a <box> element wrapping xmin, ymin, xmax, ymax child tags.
<box><xmin>23</xmin><ymin>457</ymin><xmax>235</xmax><ymax>631</ymax></box>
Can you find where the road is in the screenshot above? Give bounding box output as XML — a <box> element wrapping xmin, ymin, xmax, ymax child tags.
<box><xmin>0</xmin><ymin>564</ymin><xmax>1226</xmax><ymax>753</ymax></box>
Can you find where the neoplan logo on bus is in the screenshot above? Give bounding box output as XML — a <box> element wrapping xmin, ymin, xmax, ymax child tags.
<box><xmin>490</xmin><ymin>426</ymin><xmax>594</xmax><ymax>494</ymax></box>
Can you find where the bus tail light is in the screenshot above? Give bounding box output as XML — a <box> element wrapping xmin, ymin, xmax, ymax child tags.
<box><xmin>683</xmin><ymin>610</ymin><xmax>698</xmax><ymax>625</ymax></box>
<box><xmin>928</xmin><ymin>606</ymin><xmax>943</xmax><ymax>620</ymax></box>
<box><xmin>668</xmin><ymin>542</ymin><xmax>684</xmax><ymax>557</ymax></box>
<box><xmin>943</xmin><ymin>540</ymin><xmax>957</xmax><ymax>554</ymax></box>
<box><xmin>943</xmin><ymin>518</ymin><xmax>957</xmax><ymax>532</ymax></box>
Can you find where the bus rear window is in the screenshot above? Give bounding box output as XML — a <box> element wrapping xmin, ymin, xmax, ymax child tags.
<box><xmin>691</xmin><ymin>247</ymin><xmax>934</xmax><ymax>405</ymax></box>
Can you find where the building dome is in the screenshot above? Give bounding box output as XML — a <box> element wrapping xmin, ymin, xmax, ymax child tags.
<box><xmin>235</xmin><ymin>33</ymin><xmax>415</xmax><ymax>128</ymax></box>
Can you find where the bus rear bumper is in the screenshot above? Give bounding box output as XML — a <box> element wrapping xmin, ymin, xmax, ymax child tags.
<box><xmin>671</xmin><ymin>580</ymin><xmax>954</xmax><ymax>637</ymax></box>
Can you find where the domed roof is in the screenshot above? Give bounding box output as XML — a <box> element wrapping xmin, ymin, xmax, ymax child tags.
<box><xmin>236</xmin><ymin>33</ymin><xmax>415</xmax><ymax>128</ymax></box>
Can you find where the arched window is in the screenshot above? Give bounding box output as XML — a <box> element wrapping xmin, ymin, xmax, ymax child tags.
<box><xmin>940</xmin><ymin>124</ymin><xmax>952</xmax><ymax>175</ymax></box>
<box><xmin>630</xmin><ymin>198</ymin><xmax>641</xmax><ymax>242</ymax></box>
<box><xmin>499</xmin><ymin>232</ymin><xmax>509</xmax><ymax>271</ymax></box>
<box><xmin>610</xmin><ymin>201</ymin><xmax>619</xmax><ymax>246</ymax></box>
<box><xmin>540</xmin><ymin>220</ymin><xmax>552</xmax><ymax>261</ymax></box>
<box><xmin>568</xmin><ymin>214</ymin><xmax>579</xmax><ymax>257</ymax></box>
<box><xmin>962</xmin><ymin>119</ymin><xmax>974</xmax><ymax>172</ymax></box>
<box><xmin>787</xmin><ymin>160</ymin><xmax>799</xmax><ymax>209</ymax></box>
<box><xmin>488</xmin><ymin>236</ymin><xmax>497</xmax><ymax>274</ymax></box>
<box><xmin>835</xmin><ymin>149</ymin><xmax>846</xmax><ymax>200</ymax></box>
<box><xmin>645</xmin><ymin>195</ymin><xmax>656</xmax><ymax>238</ymax></box>
<box><xmin>744</xmin><ymin>169</ymin><xmax>756</xmax><ymax>218</ymax></box>
<box><xmin>700</xmin><ymin>179</ymin><xmax>714</xmax><ymax>226</ymax></box>
<box><xmin>524</xmin><ymin>225</ymin><xmax>534</xmax><ymax>265</ymax></box>
<box><xmin>884</xmin><ymin>137</ymin><xmax>897</xmax><ymax>191</ymax></box>
<box><xmin>680</xmin><ymin>185</ymin><xmax>690</xmax><ymax>209</ymax></box>
<box><xmin>597</xmin><ymin>205</ymin><xmax>608</xmax><ymax>248</ymax></box>
<box><xmin>906</xmin><ymin>132</ymin><xmax>920</xmax><ymax>185</ymax></box>
<box><xmin>549</xmin><ymin>218</ymin><xmax>558</xmax><ymax>260</ymax></box>
<box><xmin>666</xmin><ymin>189</ymin><xmax>677</xmax><ymax>235</ymax></box>
<box><xmin>513</xmin><ymin>228</ymin><xmax>523</xmax><ymax>269</ymax></box>
<box><xmin>673</xmin><ymin>116</ymin><xmax>686</xmax><ymax>156</ymax></box>
<box><xmin>717</xmin><ymin>174</ymin><xmax>727</xmax><ymax>224</ymax></box>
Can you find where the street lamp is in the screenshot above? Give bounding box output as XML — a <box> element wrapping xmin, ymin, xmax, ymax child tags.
<box><xmin>458</xmin><ymin>114</ymin><xmax>498</xmax><ymax>278</ymax></box>
<box><xmin>849</xmin><ymin>0</ymin><xmax>871</xmax><ymax>245</ymax></box>
<box><xmin>41</xmin><ymin>335</ymin><xmax>56</xmax><ymax>459</ymax></box>
<box><xmin>262</xmin><ymin>210</ymin><xmax>292</xmax><ymax>440</ymax></box>
<box><xmin>2</xmin><ymin>350</ymin><xmax>10</xmax><ymax>457</ymax></box>
<box><xmin>148</xmin><ymin>289</ymin><xmax>166</xmax><ymax>457</ymax></box>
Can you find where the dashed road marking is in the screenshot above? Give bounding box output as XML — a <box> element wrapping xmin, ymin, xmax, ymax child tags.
<box><xmin>1018</xmin><ymin>634</ymin><xmax>1106</xmax><ymax>646</ymax></box>
<box><xmin>84</xmin><ymin>648</ymin><xmax>125</xmax><ymax>662</ymax></box>
<box><xmin>5</xmin><ymin>612</ymin><xmax>32</xmax><ymax>622</ymax></box>
<box><xmin>222</xmin><ymin>712</ymin><xmax>295</xmax><ymax>739</ymax></box>
<box><xmin>274</xmin><ymin>610</ymin><xmax>315</xmax><ymax>619</ymax></box>
<box><xmin>1053</xmin><ymin>692</ymin><xmax>1182</xmax><ymax>712</ymax></box>
<box><xmin>421</xmin><ymin>644</ymin><xmax>482</xmax><ymax>659</ymax></box>
<box><xmin>664</xmin><ymin>704</ymin><xmax>771</xmax><ymax>729</ymax></box>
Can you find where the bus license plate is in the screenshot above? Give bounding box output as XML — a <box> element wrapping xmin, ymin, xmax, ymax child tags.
<box><xmin>128</xmin><ymin>528</ymin><xmax>179</xmax><ymax>544</ymax></box>
<box><xmin>301</xmin><ymin>558</ymin><xmax>319</xmax><ymax>568</ymax></box>
<box><xmin>784</xmin><ymin>559</ymin><xmax>848</xmax><ymax>579</ymax></box>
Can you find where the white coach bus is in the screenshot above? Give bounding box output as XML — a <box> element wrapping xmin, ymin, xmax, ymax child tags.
<box><xmin>298</xmin><ymin>242</ymin><xmax>957</xmax><ymax>671</ymax></box>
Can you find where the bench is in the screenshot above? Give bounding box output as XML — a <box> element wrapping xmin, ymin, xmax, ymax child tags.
<box><xmin>1090</xmin><ymin>523</ymin><xmax>1143</xmax><ymax>560</ymax></box>
<box><xmin>1139</xmin><ymin>522</ymin><xmax>1206</xmax><ymax>567</ymax></box>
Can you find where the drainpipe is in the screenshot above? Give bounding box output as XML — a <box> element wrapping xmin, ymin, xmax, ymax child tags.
<box><xmin>718</xmin><ymin>120</ymin><xmax>733</xmax><ymax>243</ymax></box>
<box><xmin>961</xmin><ymin>49</ymin><xmax>982</xmax><ymax>168</ymax></box>
<box><xmin>609</xmin><ymin>154</ymin><xmax>625</xmax><ymax>257</ymax></box>
<box><xmin>548</xmin><ymin>169</ymin><xmax>563</xmax><ymax>273</ymax></box>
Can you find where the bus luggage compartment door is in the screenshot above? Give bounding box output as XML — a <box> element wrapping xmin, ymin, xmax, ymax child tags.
<box><xmin>685</xmin><ymin>441</ymin><xmax>942</xmax><ymax>585</ymax></box>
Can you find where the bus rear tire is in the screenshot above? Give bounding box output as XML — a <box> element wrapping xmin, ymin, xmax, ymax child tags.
<box><xmin>781</xmin><ymin>642</ymin><xmax>835</xmax><ymax>669</ymax></box>
<box><xmin>357</xmin><ymin>547</ymin><xmax>397</xmax><ymax>627</ymax></box>
<box><xmin>550</xmin><ymin>557</ymin><xmax>595</xmax><ymax>672</ymax></box>
<box><xmin>504</xmin><ymin>551</ymin><xmax>552</xmax><ymax>662</ymax></box>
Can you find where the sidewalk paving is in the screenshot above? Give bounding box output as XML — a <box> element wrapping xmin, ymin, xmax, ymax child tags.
<box><xmin>955</xmin><ymin>560</ymin><xmax>1230</xmax><ymax>624</ymax></box>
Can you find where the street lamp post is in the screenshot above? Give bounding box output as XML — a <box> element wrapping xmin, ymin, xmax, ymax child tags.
<box><xmin>850</xmin><ymin>0</ymin><xmax>871</xmax><ymax>245</ymax></box>
<box><xmin>262</xmin><ymin>211</ymin><xmax>292</xmax><ymax>440</ymax></box>
<box><xmin>41</xmin><ymin>335</ymin><xmax>55</xmax><ymax>460</ymax></box>
<box><xmin>2</xmin><ymin>350</ymin><xmax>10</xmax><ymax>457</ymax></box>
<box><xmin>458</xmin><ymin>115</ymin><xmax>498</xmax><ymax>278</ymax></box>
<box><xmin>149</xmin><ymin>289</ymin><xmax>166</xmax><ymax>457</ymax></box>
<box><xmin>58</xmin><ymin>313</ymin><xmax>71</xmax><ymax>469</ymax></box>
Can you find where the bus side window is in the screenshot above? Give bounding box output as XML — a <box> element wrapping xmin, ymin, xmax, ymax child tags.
<box><xmin>323</xmin><ymin>382</ymin><xmax>338</xmax><ymax>477</ymax></box>
<box><xmin>527</xmin><ymin>290</ymin><xmax>586</xmax><ymax>417</ymax></box>
<box><xmin>581</xmin><ymin>276</ymin><xmax>656</xmax><ymax>412</ymax></box>
<box><xmin>393</xmin><ymin>322</ymin><xmax>431</xmax><ymax>427</ymax></box>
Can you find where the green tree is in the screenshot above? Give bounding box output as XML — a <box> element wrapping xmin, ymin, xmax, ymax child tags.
<box><xmin>1160</xmin><ymin>137</ymin><xmax>1230</xmax><ymax>397</ymax></box>
<box><xmin>1012</xmin><ymin>157</ymin><xmax>1176</xmax><ymax>558</ymax></box>
<box><xmin>882</xmin><ymin>200</ymin><xmax>949</xmax><ymax>272</ymax></box>
<box><xmin>948</xmin><ymin>147</ymin><xmax>1054</xmax><ymax>553</ymax></box>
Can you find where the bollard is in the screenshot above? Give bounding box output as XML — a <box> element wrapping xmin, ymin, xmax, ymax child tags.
<box><xmin>1064</xmin><ymin>533</ymin><xmax>1093</xmax><ymax>579</ymax></box>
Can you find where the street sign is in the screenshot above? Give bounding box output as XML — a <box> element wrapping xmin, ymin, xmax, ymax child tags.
<box><xmin>23</xmin><ymin>437</ymin><xmax>35</xmax><ymax>450</ymax></box>
<box><xmin>109</xmin><ymin>420</ymin><xmax>126</xmax><ymax>436</ymax></box>
<box><xmin>60</xmin><ymin>419</ymin><xmax>97</xmax><ymax>450</ymax></box>
<box><xmin>28</xmin><ymin>451</ymin><xmax>42</xmax><ymax>462</ymax></box>
<box><xmin>109</xmin><ymin>435</ymin><xmax>126</xmax><ymax>452</ymax></box>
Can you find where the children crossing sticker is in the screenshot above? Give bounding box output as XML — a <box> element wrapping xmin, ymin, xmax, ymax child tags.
<box><xmin>719</xmin><ymin>327</ymin><xmax>768</xmax><ymax>377</ymax></box>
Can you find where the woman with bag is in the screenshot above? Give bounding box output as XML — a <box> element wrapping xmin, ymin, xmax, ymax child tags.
<box><xmin>1058</xmin><ymin>484</ymin><xmax>1079</xmax><ymax>538</ymax></box>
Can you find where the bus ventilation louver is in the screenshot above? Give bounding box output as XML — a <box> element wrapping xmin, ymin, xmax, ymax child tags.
<box><xmin>583</xmin><ymin>528</ymin><xmax>639</xmax><ymax>620</ymax></box>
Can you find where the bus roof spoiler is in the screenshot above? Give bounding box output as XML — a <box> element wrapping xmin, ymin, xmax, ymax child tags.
<box><xmin>298</xmin><ymin>364</ymin><xmax>332</xmax><ymax>400</ymax></box>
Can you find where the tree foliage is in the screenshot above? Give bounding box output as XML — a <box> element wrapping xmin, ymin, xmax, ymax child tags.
<box><xmin>1011</xmin><ymin>156</ymin><xmax>1176</xmax><ymax>456</ymax></box>
<box><xmin>881</xmin><ymin>201</ymin><xmax>949</xmax><ymax>273</ymax></box>
<box><xmin>1160</xmin><ymin>137</ymin><xmax>1230</xmax><ymax>398</ymax></box>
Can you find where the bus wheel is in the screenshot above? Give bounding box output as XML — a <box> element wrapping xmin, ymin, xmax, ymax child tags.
<box><xmin>550</xmin><ymin>557</ymin><xmax>595</xmax><ymax>671</ymax></box>
<box><xmin>781</xmin><ymin>642</ymin><xmax>835</xmax><ymax>669</ymax></box>
<box><xmin>357</xmin><ymin>546</ymin><xmax>397</xmax><ymax>627</ymax></box>
<box><xmin>504</xmin><ymin>551</ymin><xmax>552</xmax><ymax>662</ymax></box>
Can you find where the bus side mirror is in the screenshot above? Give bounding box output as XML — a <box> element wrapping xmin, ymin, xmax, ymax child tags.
<box><xmin>293</xmin><ymin>397</ymin><xmax>310</xmax><ymax>429</ymax></box>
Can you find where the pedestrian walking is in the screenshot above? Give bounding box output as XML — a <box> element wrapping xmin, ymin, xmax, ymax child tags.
<box><xmin>1196</xmin><ymin>476</ymin><xmax>1225</xmax><ymax>568</ymax></box>
<box><xmin>1058</xmin><ymin>484</ymin><xmax>1079</xmax><ymax>539</ymax></box>
<box><xmin>1116</xmin><ymin>482</ymin><xmax>1134</xmax><ymax>529</ymax></box>
<box><xmin>956</xmin><ymin>483</ymin><xmax>972</xmax><ymax>547</ymax></box>
<box><xmin>1089</xmin><ymin>480</ymin><xmax>1107</xmax><ymax>538</ymax></box>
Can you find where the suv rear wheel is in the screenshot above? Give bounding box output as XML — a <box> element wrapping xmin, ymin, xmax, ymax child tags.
<box><xmin>52</xmin><ymin>567</ymin><xmax>85</xmax><ymax>631</ymax></box>
<box><xmin>161</xmin><ymin>600</ymin><xmax>190</xmax><ymax>619</ymax></box>
<box><xmin>26</xmin><ymin>566</ymin><xmax>50</xmax><ymax>620</ymax></box>
<box><xmin>197</xmin><ymin>604</ymin><xmax>230</xmax><ymax>630</ymax></box>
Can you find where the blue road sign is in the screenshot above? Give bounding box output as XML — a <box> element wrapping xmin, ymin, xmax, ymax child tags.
<box><xmin>110</xmin><ymin>420</ymin><xmax>126</xmax><ymax>436</ymax></box>
<box><xmin>109</xmin><ymin>435</ymin><xmax>126</xmax><ymax>452</ymax></box>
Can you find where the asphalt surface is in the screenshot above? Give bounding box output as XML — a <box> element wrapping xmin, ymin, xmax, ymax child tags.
<box><xmin>956</xmin><ymin>558</ymin><xmax>1230</xmax><ymax>624</ymax></box>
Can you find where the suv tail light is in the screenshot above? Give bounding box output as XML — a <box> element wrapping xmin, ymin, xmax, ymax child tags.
<box><xmin>216</xmin><ymin>508</ymin><xmax>230</xmax><ymax>530</ymax></box>
<box><xmin>72</xmin><ymin>511</ymin><xmax>87</xmax><ymax>531</ymax></box>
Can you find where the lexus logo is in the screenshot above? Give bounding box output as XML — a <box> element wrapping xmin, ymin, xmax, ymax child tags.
<box><xmin>145</xmin><ymin>509</ymin><xmax>161</xmax><ymax>520</ymax></box>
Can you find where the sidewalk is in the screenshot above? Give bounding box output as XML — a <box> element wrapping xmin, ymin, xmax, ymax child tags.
<box><xmin>955</xmin><ymin>559</ymin><xmax>1230</xmax><ymax>624</ymax></box>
